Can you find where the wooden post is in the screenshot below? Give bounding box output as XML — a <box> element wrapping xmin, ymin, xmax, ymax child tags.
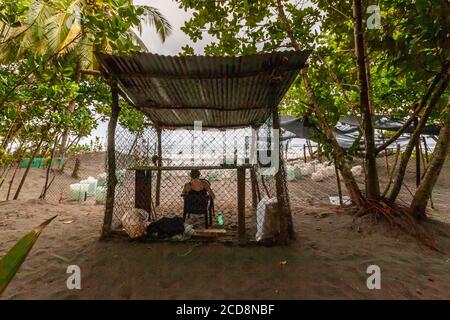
<box><xmin>102</xmin><ymin>80</ymin><xmax>120</xmax><ymax>237</ymax></box>
<box><xmin>421</xmin><ymin>136</ymin><xmax>435</xmax><ymax>209</ymax></box>
<box><xmin>334</xmin><ymin>159</ymin><xmax>343</xmax><ymax>205</ymax></box>
<box><xmin>250</xmin><ymin>167</ymin><xmax>260</xmax><ymax>209</ymax></box>
<box><xmin>303</xmin><ymin>145</ymin><xmax>307</xmax><ymax>163</ymax></box>
<box><xmin>249</xmin><ymin>130</ymin><xmax>259</xmax><ymax>209</ymax></box>
<box><xmin>155</xmin><ymin>127</ymin><xmax>162</xmax><ymax>207</ymax></box>
<box><xmin>135</xmin><ymin>170</ymin><xmax>152</xmax><ymax>214</ymax></box>
<box><xmin>271</xmin><ymin>105</ymin><xmax>293</xmax><ymax>243</ymax></box>
<box><xmin>414</xmin><ymin>117</ymin><xmax>421</xmax><ymax>187</ymax></box>
<box><xmin>237</xmin><ymin>166</ymin><xmax>246</xmax><ymax>239</ymax></box>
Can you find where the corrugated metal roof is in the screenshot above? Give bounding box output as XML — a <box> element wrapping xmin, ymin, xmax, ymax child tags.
<box><xmin>96</xmin><ymin>51</ymin><xmax>309</xmax><ymax>128</ymax></box>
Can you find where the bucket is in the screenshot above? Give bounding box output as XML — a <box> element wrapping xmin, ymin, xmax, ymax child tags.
<box><xmin>69</xmin><ymin>184</ymin><xmax>82</xmax><ymax>201</ymax></box>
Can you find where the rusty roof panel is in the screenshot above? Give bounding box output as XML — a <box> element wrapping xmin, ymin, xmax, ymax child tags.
<box><xmin>96</xmin><ymin>51</ymin><xmax>309</xmax><ymax>128</ymax></box>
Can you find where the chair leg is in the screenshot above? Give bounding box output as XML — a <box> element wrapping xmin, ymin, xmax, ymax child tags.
<box><xmin>205</xmin><ymin>212</ymin><xmax>209</xmax><ymax>229</ymax></box>
<box><xmin>209</xmin><ymin>210</ymin><xmax>213</xmax><ymax>227</ymax></box>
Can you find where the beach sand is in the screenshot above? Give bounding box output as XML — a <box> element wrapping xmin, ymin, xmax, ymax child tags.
<box><xmin>0</xmin><ymin>198</ymin><xmax>449</xmax><ymax>300</ymax></box>
<box><xmin>0</xmin><ymin>152</ymin><xmax>449</xmax><ymax>299</ymax></box>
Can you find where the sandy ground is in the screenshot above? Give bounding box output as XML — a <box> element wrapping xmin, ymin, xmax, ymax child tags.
<box><xmin>0</xmin><ymin>199</ymin><xmax>449</xmax><ymax>300</ymax></box>
<box><xmin>0</xmin><ymin>152</ymin><xmax>449</xmax><ymax>299</ymax></box>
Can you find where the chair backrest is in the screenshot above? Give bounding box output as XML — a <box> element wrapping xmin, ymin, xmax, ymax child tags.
<box><xmin>184</xmin><ymin>190</ymin><xmax>209</xmax><ymax>214</ymax></box>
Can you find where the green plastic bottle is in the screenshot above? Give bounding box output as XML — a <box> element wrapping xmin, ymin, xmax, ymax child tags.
<box><xmin>217</xmin><ymin>211</ymin><xmax>224</xmax><ymax>226</ymax></box>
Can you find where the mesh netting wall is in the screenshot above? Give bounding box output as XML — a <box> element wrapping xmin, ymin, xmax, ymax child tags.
<box><xmin>110</xmin><ymin>114</ymin><xmax>292</xmax><ymax>240</ymax></box>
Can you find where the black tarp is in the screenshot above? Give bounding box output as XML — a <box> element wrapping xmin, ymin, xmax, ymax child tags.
<box><xmin>339</xmin><ymin>115</ymin><xmax>441</xmax><ymax>135</ymax></box>
<box><xmin>280</xmin><ymin>115</ymin><xmax>417</xmax><ymax>150</ymax></box>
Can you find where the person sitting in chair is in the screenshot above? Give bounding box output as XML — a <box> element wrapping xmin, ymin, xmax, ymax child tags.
<box><xmin>182</xmin><ymin>169</ymin><xmax>215</xmax><ymax>199</ymax></box>
<box><xmin>182</xmin><ymin>169</ymin><xmax>215</xmax><ymax>227</ymax></box>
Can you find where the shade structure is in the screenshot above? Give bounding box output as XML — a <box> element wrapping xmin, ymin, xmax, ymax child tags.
<box><xmin>96</xmin><ymin>51</ymin><xmax>310</xmax><ymax>129</ymax></box>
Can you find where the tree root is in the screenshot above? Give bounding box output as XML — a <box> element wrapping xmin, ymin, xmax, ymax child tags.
<box><xmin>354</xmin><ymin>198</ymin><xmax>445</xmax><ymax>254</ymax></box>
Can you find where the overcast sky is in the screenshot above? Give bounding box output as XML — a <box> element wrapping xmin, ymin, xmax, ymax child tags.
<box><xmin>133</xmin><ymin>0</ymin><xmax>214</xmax><ymax>55</ymax></box>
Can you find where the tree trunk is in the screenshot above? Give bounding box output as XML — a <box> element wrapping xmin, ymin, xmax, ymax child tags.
<box><xmin>353</xmin><ymin>0</ymin><xmax>379</xmax><ymax>199</ymax></box>
<box><xmin>275</xmin><ymin>0</ymin><xmax>365</xmax><ymax>208</ymax></box>
<box><xmin>6</xmin><ymin>161</ymin><xmax>21</xmax><ymax>201</ymax></box>
<box><xmin>102</xmin><ymin>80</ymin><xmax>120</xmax><ymax>237</ymax></box>
<box><xmin>409</xmin><ymin>104</ymin><xmax>450</xmax><ymax>218</ymax></box>
<box><xmin>13</xmin><ymin>137</ymin><xmax>44</xmax><ymax>200</ymax></box>
<box><xmin>71</xmin><ymin>156</ymin><xmax>81</xmax><ymax>178</ymax></box>
<box><xmin>388</xmin><ymin>74</ymin><xmax>449</xmax><ymax>202</ymax></box>
<box><xmin>40</xmin><ymin>135</ymin><xmax>60</xmax><ymax>199</ymax></box>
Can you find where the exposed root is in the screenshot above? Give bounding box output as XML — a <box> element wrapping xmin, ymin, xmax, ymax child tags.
<box><xmin>353</xmin><ymin>198</ymin><xmax>445</xmax><ymax>254</ymax></box>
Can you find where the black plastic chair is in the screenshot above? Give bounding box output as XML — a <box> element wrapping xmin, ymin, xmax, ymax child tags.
<box><xmin>182</xmin><ymin>179</ymin><xmax>214</xmax><ymax>228</ymax></box>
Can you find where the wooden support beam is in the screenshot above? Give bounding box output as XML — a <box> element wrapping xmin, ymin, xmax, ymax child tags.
<box><xmin>112</xmin><ymin>64</ymin><xmax>305</xmax><ymax>81</ymax></box>
<box><xmin>155</xmin><ymin>127</ymin><xmax>162</xmax><ymax>206</ymax></box>
<box><xmin>80</xmin><ymin>69</ymin><xmax>102</xmax><ymax>76</ymax></box>
<box><xmin>102</xmin><ymin>80</ymin><xmax>120</xmax><ymax>237</ymax></box>
<box><xmin>237</xmin><ymin>167</ymin><xmax>246</xmax><ymax>239</ymax></box>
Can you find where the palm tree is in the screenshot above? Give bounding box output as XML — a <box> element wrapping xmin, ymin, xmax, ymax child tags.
<box><xmin>0</xmin><ymin>0</ymin><xmax>171</xmax><ymax>153</ymax></box>
<box><xmin>0</xmin><ymin>0</ymin><xmax>172</xmax><ymax>68</ymax></box>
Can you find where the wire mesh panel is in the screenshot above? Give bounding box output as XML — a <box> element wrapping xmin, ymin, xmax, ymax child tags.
<box><xmin>110</xmin><ymin>118</ymin><xmax>289</xmax><ymax>241</ymax></box>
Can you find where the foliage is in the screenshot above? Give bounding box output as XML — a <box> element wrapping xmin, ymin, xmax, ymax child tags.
<box><xmin>178</xmin><ymin>0</ymin><xmax>448</xmax><ymax>125</ymax></box>
<box><xmin>0</xmin><ymin>215</ymin><xmax>57</xmax><ymax>295</ymax></box>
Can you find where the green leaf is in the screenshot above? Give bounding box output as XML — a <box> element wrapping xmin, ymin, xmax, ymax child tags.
<box><xmin>0</xmin><ymin>215</ymin><xmax>57</xmax><ymax>295</ymax></box>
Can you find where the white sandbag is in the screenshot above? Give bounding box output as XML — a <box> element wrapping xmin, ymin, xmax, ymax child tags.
<box><xmin>323</xmin><ymin>166</ymin><xmax>336</xmax><ymax>177</ymax></box>
<box><xmin>256</xmin><ymin>196</ymin><xmax>278</xmax><ymax>241</ymax></box>
<box><xmin>97</xmin><ymin>172</ymin><xmax>107</xmax><ymax>187</ymax></box>
<box><xmin>286</xmin><ymin>165</ymin><xmax>297</xmax><ymax>181</ymax></box>
<box><xmin>311</xmin><ymin>170</ymin><xmax>326</xmax><ymax>182</ymax></box>
<box><xmin>299</xmin><ymin>164</ymin><xmax>314</xmax><ymax>176</ymax></box>
<box><xmin>121</xmin><ymin>208</ymin><xmax>149</xmax><ymax>239</ymax></box>
<box><xmin>329</xmin><ymin>196</ymin><xmax>351</xmax><ymax>205</ymax></box>
<box><xmin>86</xmin><ymin>176</ymin><xmax>97</xmax><ymax>196</ymax></box>
<box><xmin>351</xmin><ymin>165</ymin><xmax>363</xmax><ymax>176</ymax></box>
<box><xmin>78</xmin><ymin>180</ymin><xmax>89</xmax><ymax>200</ymax></box>
<box><xmin>95</xmin><ymin>186</ymin><xmax>107</xmax><ymax>204</ymax></box>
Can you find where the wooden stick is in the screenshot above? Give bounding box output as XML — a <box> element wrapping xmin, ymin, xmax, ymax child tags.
<box><xmin>335</xmin><ymin>159</ymin><xmax>343</xmax><ymax>205</ymax></box>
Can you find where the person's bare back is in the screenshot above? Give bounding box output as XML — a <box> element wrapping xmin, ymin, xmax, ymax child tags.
<box><xmin>182</xmin><ymin>170</ymin><xmax>215</xmax><ymax>199</ymax></box>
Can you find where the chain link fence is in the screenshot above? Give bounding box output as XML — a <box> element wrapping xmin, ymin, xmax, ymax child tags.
<box><xmin>1</xmin><ymin>125</ymin><xmax>448</xmax><ymax>238</ymax></box>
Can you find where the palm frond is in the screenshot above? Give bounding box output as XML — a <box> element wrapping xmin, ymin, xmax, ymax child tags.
<box><xmin>135</xmin><ymin>5</ymin><xmax>172</xmax><ymax>42</ymax></box>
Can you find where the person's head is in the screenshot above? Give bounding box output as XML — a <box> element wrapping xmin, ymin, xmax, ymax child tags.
<box><xmin>190</xmin><ymin>169</ymin><xmax>201</xmax><ymax>179</ymax></box>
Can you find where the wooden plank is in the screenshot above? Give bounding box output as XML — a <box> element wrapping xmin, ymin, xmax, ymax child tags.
<box><xmin>237</xmin><ymin>167</ymin><xmax>246</xmax><ymax>239</ymax></box>
<box><xmin>135</xmin><ymin>170</ymin><xmax>152</xmax><ymax>214</ymax></box>
<box><xmin>193</xmin><ymin>229</ymin><xmax>226</xmax><ymax>238</ymax></box>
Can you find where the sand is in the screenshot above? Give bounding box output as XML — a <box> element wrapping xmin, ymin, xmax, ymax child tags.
<box><xmin>0</xmin><ymin>152</ymin><xmax>449</xmax><ymax>299</ymax></box>
<box><xmin>0</xmin><ymin>199</ymin><xmax>449</xmax><ymax>300</ymax></box>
